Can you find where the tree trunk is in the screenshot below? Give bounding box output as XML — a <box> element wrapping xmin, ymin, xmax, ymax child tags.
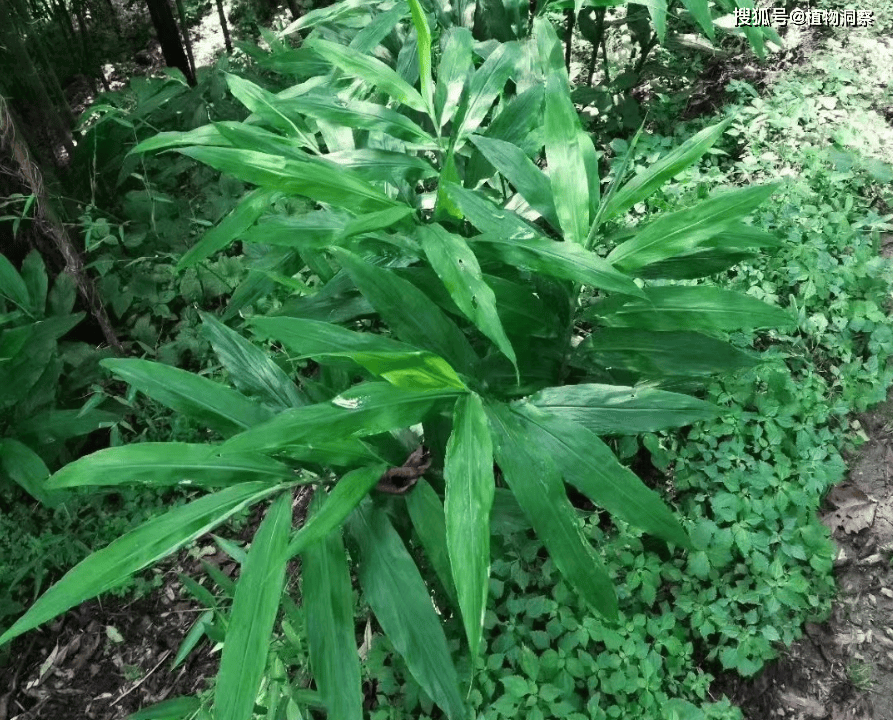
<box><xmin>144</xmin><ymin>0</ymin><xmax>196</xmax><ymax>85</ymax></box>
<box><xmin>173</xmin><ymin>0</ymin><xmax>197</xmax><ymax>79</ymax></box>
<box><xmin>215</xmin><ymin>0</ymin><xmax>233</xmax><ymax>54</ymax></box>
<box><xmin>0</xmin><ymin>2</ymin><xmax>73</xmax><ymax>163</ymax></box>
<box><xmin>0</xmin><ymin>93</ymin><xmax>123</xmax><ymax>353</ymax></box>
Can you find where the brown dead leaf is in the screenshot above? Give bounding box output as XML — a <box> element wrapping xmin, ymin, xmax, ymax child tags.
<box><xmin>823</xmin><ymin>484</ymin><xmax>876</xmax><ymax>534</ymax></box>
<box><xmin>779</xmin><ymin>690</ymin><xmax>826</xmax><ymax>717</ymax></box>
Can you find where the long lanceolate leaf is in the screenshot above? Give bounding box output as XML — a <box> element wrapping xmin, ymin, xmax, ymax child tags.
<box><xmin>591</xmin><ymin>285</ymin><xmax>796</xmax><ymax>333</ymax></box>
<box><xmin>419</xmin><ymin>224</ymin><xmax>517</xmax><ymax>373</ymax></box>
<box><xmin>507</xmin><ymin>403</ymin><xmax>690</xmax><ymax>547</ymax></box>
<box><xmin>444</xmin><ymin>393</ymin><xmax>494</xmax><ymax>662</ymax></box>
<box><xmin>178</xmin><ymin>188</ymin><xmax>279</xmax><ymax>270</ymax></box>
<box><xmin>407</xmin><ymin>0</ymin><xmax>434</xmax><ymax>115</ymax></box>
<box><xmin>306</xmin><ymin>38</ymin><xmax>428</xmax><ymax>113</ymax></box>
<box><xmin>598</xmin><ymin>118</ymin><xmax>733</xmax><ymax>224</ymax></box>
<box><xmin>472</xmin><ymin>232</ymin><xmax>645</xmax><ymax>299</ymax></box>
<box><xmin>102</xmin><ymin>359</ymin><xmax>273</xmax><ymax>435</ymax></box>
<box><xmin>529</xmin><ymin>383</ymin><xmax>721</xmax><ymax>435</ymax></box>
<box><xmin>536</xmin><ymin>18</ymin><xmax>590</xmax><ymax>246</ymax></box>
<box><xmin>486</xmin><ymin>403</ymin><xmax>618</xmax><ymax>619</ymax></box>
<box><xmin>434</xmin><ymin>28</ymin><xmax>473</xmax><ymax>129</ymax></box>
<box><xmin>349</xmin><ymin>501</ymin><xmax>466</xmax><ymax>720</ymax></box>
<box><xmin>468</xmin><ymin>134</ymin><xmax>560</xmax><ymax>228</ymax></box>
<box><xmin>175</xmin><ymin>147</ymin><xmax>399</xmax><ymax>213</ymax></box>
<box><xmin>276</xmin><ymin>94</ymin><xmax>436</xmax><ymax>145</ymax></box>
<box><xmin>331</xmin><ymin>248</ymin><xmax>479</xmax><ymax>374</ymax></box>
<box><xmin>606</xmin><ymin>184</ymin><xmax>779</xmax><ymax>273</ymax></box>
<box><xmin>200</xmin><ymin>313</ymin><xmax>306</xmax><ymax>410</ymax></box>
<box><xmin>214</xmin><ymin>492</ymin><xmax>292</xmax><ymax>720</ymax></box>
<box><xmin>284</xmin><ymin>464</ymin><xmax>387</xmax><ymax>559</ymax></box>
<box><xmin>303</xmin><ymin>493</ymin><xmax>363</xmax><ymax>720</ymax></box>
<box><xmin>251</xmin><ymin>316</ymin><xmax>467</xmax><ymax>391</ymax></box>
<box><xmin>46</xmin><ymin>443</ymin><xmax>293</xmax><ymax>489</ymax></box>
<box><xmin>222</xmin><ymin>382</ymin><xmax>460</xmax><ymax>454</ymax></box>
<box><xmin>454</xmin><ymin>41</ymin><xmax>521</xmax><ymax>141</ymax></box>
<box><xmin>0</xmin><ymin>483</ymin><xmax>285</xmax><ymax>646</ymax></box>
<box><xmin>580</xmin><ymin>328</ymin><xmax>758</xmax><ymax>378</ymax></box>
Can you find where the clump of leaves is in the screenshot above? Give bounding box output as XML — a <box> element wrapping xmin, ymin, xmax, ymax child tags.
<box><xmin>1</xmin><ymin>4</ymin><xmax>794</xmax><ymax>719</ymax></box>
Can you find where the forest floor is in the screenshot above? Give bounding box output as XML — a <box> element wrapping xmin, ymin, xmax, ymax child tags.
<box><xmin>720</xmin><ymin>386</ymin><xmax>893</xmax><ymax>720</ymax></box>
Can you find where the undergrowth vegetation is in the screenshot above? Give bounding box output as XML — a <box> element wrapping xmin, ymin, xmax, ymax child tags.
<box><xmin>1</xmin><ymin>1</ymin><xmax>892</xmax><ymax>719</ymax></box>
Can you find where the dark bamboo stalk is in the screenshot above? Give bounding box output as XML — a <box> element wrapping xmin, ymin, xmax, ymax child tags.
<box><xmin>215</xmin><ymin>0</ymin><xmax>233</xmax><ymax>53</ymax></box>
<box><xmin>173</xmin><ymin>0</ymin><xmax>197</xmax><ymax>78</ymax></box>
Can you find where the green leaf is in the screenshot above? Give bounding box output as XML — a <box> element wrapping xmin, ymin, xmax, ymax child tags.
<box><xmin>407</xmin><ymin>0</ymin><xmax>434</xmax><ymax>114</ymax></box>
<box><xmin>486</xmin><ymin>403</ymin><xmax>618</xmax><ymax>619</ymax></box>
<box><xmin>127</xmin><ymin>696</ymin><xmax>201</xmax><ymax>720</ymax></box>
<box><xmin>178</xmin><ymin>188</ymin><xmax>279</xmax><ymax>270</ymax></box>
<box><xmin>443</xmin><ymin>181</ymin><xmax>542</xmax><ymax>238</ymax></box>
<box><xmin>222</xmin><ymin>383</ymin><xmax>459</xmax><ymax>454</ymax></box>
<box><xmin>529</xmin><ymin>383</ymin><xmax>721</xmax><ymax>434</ymax></box>
<box><xmin>331</xmin><ymin>247</ymin><xmax>479</xmax><ymax>374</ymax></box>
<box><xmin>225</xmin><ymin>73</ymin><xmax>315</xmax><ymax>146</ymax></box>
<box><xmin>536</xmin><ymin>17</ymin><xmax>589</xmax><ymax>245</ymax></box>
<box><xmin>419</xmin><ymin>224</ymin><xmax>517</xmax><ymax>373</ymax></box>
<box><xmin>468</xmin><ymin>135</ymin><xmax>559</xmax><ymax>228</ymax></box>
<box><xmin>176</xmin><ymin>146</ymin><xmax>399</xmax><ymax>213</ymax></box>
<box><xmin>0</xmin><ymin>483</ymin><xmax>284</xmax><ymax>646</ymax></box>
<box><xmin>172</xmin><ymin>611</ymin><xmax>214</xmax><ymax>670</ymax></box>
<box><xmin>201</xmin><ymin>313</ymin><xmax>305</xmax><ymax>409</ymax></box>
<box><xmin>591</xmin><ymin>286</ymin><xmax>795</xmax><ymax>332</ymax></box>
<box><xmin>130</xmin><ymin>124</ymin><xmax>231</xmax><ymax>155</ymax></box>
<box><xmin>0</xmin><ymin>438</ymin><xmax>63</xmax><ymax>507</ymax></box>
<box><xmin>307</xmin><ymin>38</ymin><xmax>427</xmax><ymax>112</ymax></box>
<box><xmin>443</xmin><ymin>393</ymin><xmax>494</xmax><ymax>661</ymax></box>
<box><xmin>629</xmin><ymin>0</ymin><xmax>667</xmax><ymax>41</ymax></box>
<box><xmin>680</xmin><ymin>0</ymin><xmax>714</xmax><ymax>40</ymax></box>
<box><xmin>277</xmin><ymin>94</ymin><xmax>435</xmax><ymax>145</ymax></box>
<box><xmin>435</xmin><ymin>27</ymin><xmax>474</xmax><ymax>129</ymax></box>
<box><xmin>599</xmin><ymin>119</ymin><xmax>732</xmax><ymax>223</ymax></box>
<box><xmin>579</xmin><ymin>328</ymin><xmax>758</xmax><ymax>378</ymax></box>
<box><xmin>0</xmin><ymin>253</ymin><xmax>30</xmax><ymax>313</ymax></box>
<box><xmin>252</xmin><ymin>316</ymin><xmax>467</xmax><ymax>391</ymax></box>
<box><xmin>47</xmin><ymin>271</ymin><xmax>76</xmax><ymax>316</ymax></box>
<box><xmin>505</xmin><ymin>403</ymin><xmax>690</xmax><ymax>547</ymax></box>
<box><xmin>636</xmin><ymin>248</ymin><xmax>757</xmax><ymax>280</ymax></box>
<box><xmin>606</xmin><ymin>184</ymin><xmax>778</xmax><ymax>273</ymax></box>
<box><xmin>455</xmin><ymin>41</ymin><xmax>521</xmax><ymax>140</ymax></box>
<box><xmin>20</xmin><ymin>251</ymin><xmax>48</xmax><ymax>317</ymax></box>
<box><xmin>472</xmin><ymin>232</ymin><xmax>645</xmax><ymax>298</ymax></box>
<box><xmin>350</xmin><ymin>502</ymin><xmax>466</xmax><ymax>720</ymax></box>
<box><xmin>214</xmin><ymin>492</ymin><xmax>292</xmax><ymax>720</ymax></box>
<box><xmin>284</xmin><ymin>464</ymin><xmax>387</xmax><ymax>559</ymax></box>
<box><xmin>406</xmin><ymin>479</ymin><xmax>458</xmax><ymax>605</ymax></box>
<box><xmin>102</xmin><ymin>359</ymin><xmax>273</xmax><ymax>435</ymax></box>
<box><xmin>46</xmin><ymin>443</ymin><xmax>293</xmax><ymax>489</ymax></box>
<box><xmin>303</xmin><ymin>493</ymin><xmax>363</xmax><ymax>720</ymax></box>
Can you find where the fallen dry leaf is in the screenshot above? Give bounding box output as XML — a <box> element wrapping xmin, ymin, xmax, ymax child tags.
<box><xmin>823</xmin><ymin>484</ymin><xmax>877</xmax><ymax>535</ymax></box>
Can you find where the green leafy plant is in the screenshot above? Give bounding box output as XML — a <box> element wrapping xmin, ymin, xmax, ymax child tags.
<box><xmin>0</xmin><ymin>5</ymin><xmax>793</xmax><ymax>719</ymax></box>
<box><xmin>0</xmin><ymin>250</ymin><xmax>117</xmax><ymax>506</ymax></box>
